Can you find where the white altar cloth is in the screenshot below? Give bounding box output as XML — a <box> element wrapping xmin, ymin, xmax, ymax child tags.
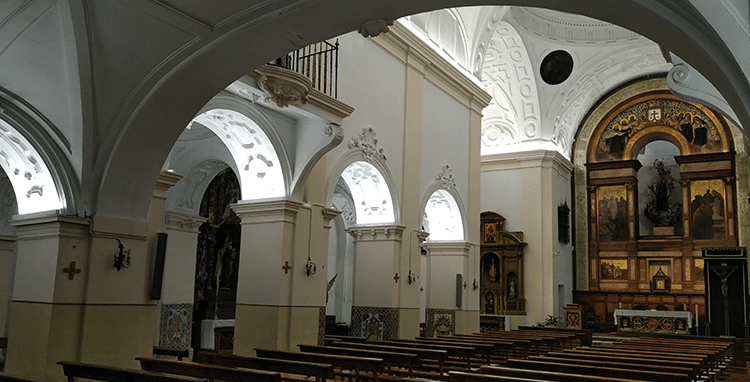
<box><xmin>614</xmin><ymin>309</ymin><xmax>693</xmax><ymax>328</ymax></box>
<box><xmin>200</xmin><ymin>319</ymin><xmax>234</xmax><ymax>349</ymax></box>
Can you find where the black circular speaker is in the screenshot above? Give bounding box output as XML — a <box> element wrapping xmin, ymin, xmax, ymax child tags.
<box><xmin>540</xmin><ymin>50</ymin><xmax>574</xmax><ymax>85</ymax></box>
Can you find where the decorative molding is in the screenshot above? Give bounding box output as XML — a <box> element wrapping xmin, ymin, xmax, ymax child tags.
<box><xmin>348</xmin><ymin>127</ymin><xmax>387</xmax><ymax>162</ymax></box>
<box><xmin>510</xmin><ymin>7</ymin><xmax>641</xmax><ymax>44</ymax></box>
<box><xmin>436</xmin><ymin>165</ymin><xmax>456</xmax><ymax>190</ymax></box>
<box><xmin>255</xmin><ymin>64</ymin><xmax>312</xmax><ymax>108</ymax></box>
<box><xmin>174</xmin><ymin>160</ymin><xmax>228</xmax><ymax>212</ymax></box>
<box><xmin>164</xmin><ymin>211</ymin><xmax>204</xmax><ymax>233</ymax></box>
<box><xmin>359</xmin><ymin>19</ymin><xmax>393</xmax><ymax>38</ymax></box>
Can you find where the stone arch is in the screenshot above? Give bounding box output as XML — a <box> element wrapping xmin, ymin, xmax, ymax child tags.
<box><xmin>188</xmin><ymin>93</ymin><xmax>291</xmax><ymax>201</ymax></box>
<box><xmin>94</xmin><ymin>1</ymin><xmax>750</xmax><ymax>222</ymax></box>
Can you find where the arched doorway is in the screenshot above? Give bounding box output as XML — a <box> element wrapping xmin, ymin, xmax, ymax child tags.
<box><xmin>191</xmin><ymin>168</ymin><xmax>241</xmax><ymax>353</ymax></box>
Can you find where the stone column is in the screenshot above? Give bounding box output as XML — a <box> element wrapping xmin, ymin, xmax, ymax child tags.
<box><xmin>348</xmin><ymin>225</ymin><xmax>408</xmax><ymax>339</ymax></box>
<box><xmin>157</xmin><ymin>211</ymin><xmax>203</xmax><ymax>350</ymax></box>
<box><xmin>231</xmin><ymin>200</ymin><xmax>335</xmax><ymax>353</ymax></box>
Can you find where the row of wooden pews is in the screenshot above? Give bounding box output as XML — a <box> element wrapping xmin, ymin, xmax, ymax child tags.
<box><xmin>15</xmin><ymin>327</ymin><xmax>744</xmax><ymax>382</ymax></box>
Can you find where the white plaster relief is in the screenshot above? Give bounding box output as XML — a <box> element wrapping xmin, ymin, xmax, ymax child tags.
<box><xmin>348</xmin><ymin>127</ymin><xmax>387</xmax><ymax>163</ymax></box>
<box><xmin>174</xmin><ymin>159</ymin><xmax>228</xmax><ymax>212</ymax></box>
<box><xmin>0</xmin><ymin>120</ymin><xmax>60</xmax><ymax>214</ymax></box>
<box><xmin>192</xmin><ymin>109</ymin><xmax>284</xmax><ymax>200</ymax></box>
<box><xmin>481</xmin><ymin>21</ymin><xmax>540</xmax><ymax>155</ymax></box>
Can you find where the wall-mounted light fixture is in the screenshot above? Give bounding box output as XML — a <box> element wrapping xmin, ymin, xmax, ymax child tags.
<box><xmin>305</xmin><ymin>255</ymin><xmax>316</xmax><ymax>277</ymax></box>
<box><xmin>407</xmin><ymin>269</ymin><xmax>416</xmax><ymax>284</ymax></box>
<box><xmin>473</xmin><ymin>279</ymin><xmax>479</xmax><ymax>290</ymax></box>
<box><xmin>113</xmin><ymin>239</ymin><xmax>131</xmax><ymax>271</ymax></box>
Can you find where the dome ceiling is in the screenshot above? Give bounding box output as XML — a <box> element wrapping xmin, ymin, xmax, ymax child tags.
<box><xmin>401</xmin><ymin>6</ymin><xmax>672</xmax><ymax>159</ymax></box>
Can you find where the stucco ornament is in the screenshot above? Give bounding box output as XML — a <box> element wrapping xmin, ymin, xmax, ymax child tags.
<box><xmin>348</xmin><ymin>127</ymin><xmax>387</xmax><ymax>162</ymax></box>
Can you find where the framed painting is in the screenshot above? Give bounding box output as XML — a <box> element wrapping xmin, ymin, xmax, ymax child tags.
<box><xmin>484</xmin><ymin>222</ymin><xmax>497</xmax><ymax>243</ymax></box>
<box><xmin>690</xmin><ymin>179</ymin><xmax>725</xmax><ymax>240</ymax></box>
<box><xmin>597</xmin><ymin>186</ymin><xmax>628</xmax><ymax>242</ymax></box>
<box><xmin>600</xmin><ymin>259</ymin><xmax>629</xmax><ymax>281</ymax></box>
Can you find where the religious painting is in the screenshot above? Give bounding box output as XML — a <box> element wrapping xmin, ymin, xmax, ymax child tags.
<box><xmin>600</xmin><ymin>259</ymin><xmax>628</xmax><ymax>281</ymax></box>
<box><xmin>694</xmin><ymin>259</ymin><xmax>705</xmax><ymax>281</ymax></box>
<box><xmin>690</xmin><ymin>179</ymin><xmax>725</xmax><ymax>240</ymax></box>
<box><xmin>484</xmin><ymin>222</ymin><xmax>497</xmax><ymax>243</ymax></box>
<box><xmin>594</xmin><ymin>98</ymin><xmax>724</xmax><ymax>162</ymax></box>
<box><xmin>597</xmin><ymin>186</ymin><xmax>628</xmax><ymax>242</ymax></box>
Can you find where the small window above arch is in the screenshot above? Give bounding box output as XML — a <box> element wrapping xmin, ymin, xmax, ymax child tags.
<box><xmin>340</xmin><ymin>161</ymin><xmax>394</xmax><ymax>225</ymax></box>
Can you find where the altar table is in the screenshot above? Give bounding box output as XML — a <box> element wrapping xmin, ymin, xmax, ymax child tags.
<box><xmin>614</xmin><ymin>309</ymin><xmax>693</xmax><ymax>334</ymax></box>
<box><xmin>200</xmin><ymin>319</ymin><xmax>234</xmax><ymax>349</ymax></box>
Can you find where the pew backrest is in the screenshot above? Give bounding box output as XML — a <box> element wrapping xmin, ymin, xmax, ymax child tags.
<box><xmin>57</xmin><ymin>360</ymin><xmax>208</xmax><ymax>382</ymax></box>
<box><xmin>137</xmin><ymin>357</ymin><xmax>282</xmax><ymax>382</ymax></box>
<box><xmin>200</xmin><ymin>352</ymin><xmax>335</xmax><ymax>382</ymax></box>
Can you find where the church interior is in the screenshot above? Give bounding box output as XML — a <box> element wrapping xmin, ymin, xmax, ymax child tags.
<box><xmin>1</xmin><ymin>1</ymin><xmax>750</xmax><ymax>380</ymax></box>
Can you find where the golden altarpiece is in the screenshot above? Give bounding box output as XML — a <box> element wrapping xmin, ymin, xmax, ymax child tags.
<box><xmin>574</xmin><ymin>84</ymin><xmax>738</xmax><ymax>332</ymax></box>
<box><xmin>480</xmin><ymin>211</ymin><xmax>526</xmax><ymax>332</ymax></box>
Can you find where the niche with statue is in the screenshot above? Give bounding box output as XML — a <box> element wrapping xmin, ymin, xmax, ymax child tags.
<box><xmin>480</xmin><ymin>212</ymin><xmax>526</xmax><ymax>317</ymax></box>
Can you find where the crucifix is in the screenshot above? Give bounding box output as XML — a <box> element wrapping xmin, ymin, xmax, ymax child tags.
<box><xmin>393</xmin><ymin>273</ymin><xmax>400</xmax><ymax>283</ymax></box>
<box><xmin>282</xmin><ymin>261</ymin><xmax>291</xmax><ymax>274</ymax></box>
<box><xmin>62</xmin><ymin>261</ymin><xmax>81</xmax><ymax>280</ymax></box>
<box><xmin>711</xmin><ymin>263</ymin><xmax>738</xmax><ymax>336</ymax></box>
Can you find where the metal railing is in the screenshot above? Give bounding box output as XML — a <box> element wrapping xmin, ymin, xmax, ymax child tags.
<box><xmin>273</xmin><ymin>39</ymin><xmax>339</xmax><ymax>98</ymax></box>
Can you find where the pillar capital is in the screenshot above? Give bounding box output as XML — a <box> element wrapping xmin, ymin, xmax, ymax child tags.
<box><xmin>231</xmin><ymin>199</ymin><xmax>303</xmax><ymax>223</ymax></box>
<box><xmin>347</xmin><ymin>224</ymin><xmax>406</xmax><ymax>242</ymax></box>
<box><xmin>164</xmin><ymin>211</ymin><xmax>204</xmax><ymax>233</ymax></box>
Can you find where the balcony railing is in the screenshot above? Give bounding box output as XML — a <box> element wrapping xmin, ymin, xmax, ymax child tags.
<box><xmin>273</xmin><ymin>39</ymin><xmax>339</xmax><ymax>99</ymax></box>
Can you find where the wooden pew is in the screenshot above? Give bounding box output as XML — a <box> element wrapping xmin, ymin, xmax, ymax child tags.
<box><xmin>525</xmin><ymin>355</ymin><xmax>696</xmax><ymax>381</ymax></box>
<box><xmin>325</xmin><ymin>335</ymin><xmax>367</xmax><ymax>345</ymax></box>
<box><xmin>516</xmin><ymin>325</ymin><xmax>593</xmax><ymax>346</ymax></box>
<box><xmin>153</xmin><ymin>346</ymin><xmax>190</xmax><ymax>361</ymax></box>
<box><xmin>389</xmin><ymin>339</ymin><xmax>477</xmax><ymax>370</ymax></box>
<box><xmin>543</xmin><ymin>350</ymin><xmax>704</xmax><ymax>378</ymax></box>
<box><xmin>297</xmin><ymin>344</ymin><xmax>419</xmax><ymax>378</ymax></box>
<box><xmin>0</xmin><ymin>374</ymin><xmax>42</xmax><ymax>382</ymax></box>
<box><xmin>421</xmin><ymin>337</ymin><xmax>495</xmax><ymax>364</ymax></box>
<box><xmin>331</xmin><ymin>341</ymin><xmax>448</xmax><ymax>378</ymax></box>
<box><xmin>440</xmin><ymin>334</ymin><xmax>524</xmax><ymax>359</ymax></box>
<box><xmin>137</xmin><ymin>357</ymin><xmax>282</xmax><ymax>382</ymax></box>
<box><xmin>57</xmin><ymin>361</ymin><xmax>208</xmax><ymax>382</ymax></box>
<box><xmin>505</xmin><ymin>358</ymin><xmax>691</xmax><ymax>382</ymax></box>
<box><xmin>449</xmin><ymin>371</ymin><xmax>547</xmax><ymax>382</ymax></box>
<box><xmin>255</xmin><ymin>347</ymin><xmax>383</xmax><ymax>382</ymax></box>
<box><xmin>480</xmin><ymin>365</ymin><xmax>649</xmax><ymax>382</ymax></box>
<box><xmin>200</xmin><ymin>352</ymin><xmax>335</xmax><ymax>382</ymax></box>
